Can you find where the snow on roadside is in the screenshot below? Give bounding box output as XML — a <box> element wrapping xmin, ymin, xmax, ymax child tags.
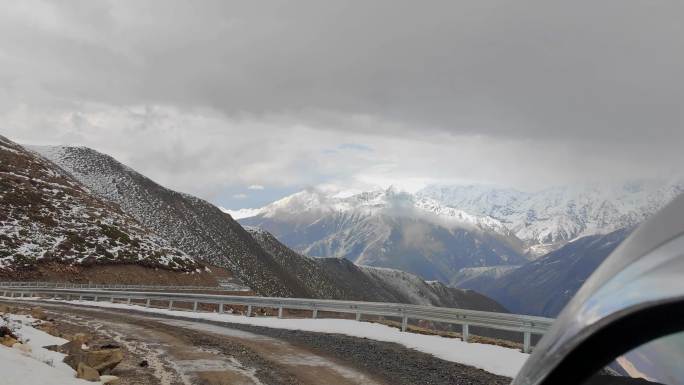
<box><xmin>17</xmin><ymin>297</ymin><xmax>528</xmax><ymax>377</ymax></box>
<box><xmin>0</xmin><ymin>313</ymin><xmax>90</xmax><ymax>385</ymax></box>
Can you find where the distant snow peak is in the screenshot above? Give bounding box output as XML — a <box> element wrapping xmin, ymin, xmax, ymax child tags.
<box><xmin>222</xmin><ymin>207</ymin><xmax>264</xmax><ymax>219</ymax></box>
<box><xmin>241</xmin><ymin>187</ymin><xmax>506</xmax><ymax>233</ymax></box>
<box><xmin>418</xmin><ymin>179</ymin><xmax>683</xmax><ymax>251</ymax></box>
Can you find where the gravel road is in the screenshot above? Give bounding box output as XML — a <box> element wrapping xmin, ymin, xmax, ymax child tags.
<box><xmin>1</xmin><ymin>300</ymin><xmax>511</xmax><ymax>385</ymax></box>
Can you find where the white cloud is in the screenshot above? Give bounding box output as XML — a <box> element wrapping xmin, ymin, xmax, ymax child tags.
<box><xmin>247</xmin><ymin>184</ymin><xmax>265</xmax><ymax>190</ymax></box>
<box><xmin>1</xmin><ymin>0</ymin><xmax>682</xmax><ymax>205</ymax></box>
<box><xmin>232</xmin><ymin>193</ymin><xmax>248</xmax><ymax>199</ymax></box>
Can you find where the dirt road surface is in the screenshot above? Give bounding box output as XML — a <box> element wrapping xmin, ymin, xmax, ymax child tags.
<box><xmin>1</xmin><ymin>300</ymin><xmax>511</xmax><ymax>385</ymax></box>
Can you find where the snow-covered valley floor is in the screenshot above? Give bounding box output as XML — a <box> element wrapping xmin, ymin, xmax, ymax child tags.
<box><xmin>4</xmin><ymin>296</ymin><xmax>528</xmax><ymax>378</ymax></box>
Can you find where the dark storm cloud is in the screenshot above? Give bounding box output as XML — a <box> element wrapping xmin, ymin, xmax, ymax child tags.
<box><xmin>1</xmin><ymin>0</ymin><xmax>682</xmax><ymax>202</ymax></box>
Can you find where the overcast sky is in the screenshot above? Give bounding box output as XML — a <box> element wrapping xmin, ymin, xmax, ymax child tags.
<box><xmin>2</xmin><ymin>1</ymin><xmax>682</xmax><ymax>209</ymax></box>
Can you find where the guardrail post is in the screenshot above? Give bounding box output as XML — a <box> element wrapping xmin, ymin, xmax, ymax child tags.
<box><xmin>312</xmin><ymin>309</ymin><xmax>318</xmax><ymax>319</ymax></box>
<box><xmin>356</xmin><ymin>312</ymin><xmax>362</xmax><ymax>321</ymax></box>
<box><xmin>79</xmin><ymin>295</ymin><xmax>83</xmax><ymax>301</ymax></box>
<box><xmin>278</xmin><ymin>306</ymin><xmax>283</xmax><ymax>319</ymax></box>
<box><xmin>246</xmin><ymin>305</ymin><xmax>253</xmax><ymax>317</ymax></box>
<box><xmin>168</xmin><ymin>300</ymin><xmax>174</xmax><ymax>310</ymax></box>
<box><xmin>523</xmin><ymin>331</ymin><xmax>531</xmax><ymax>353</ymax></box>
<box><xmin>146</xmin><ymin>299</ymin><xmax>151</xmax><ymax>308</ymax></box>
<box><xmin>127</xmin><ymin>297</ymin><xmax>132</xmax><ymax>305</ymax></box>
<box><xmin>110</xmin><ymin>297</ymin><xmax>115</xmax><ymax>303</ymax></box>
<box><xmin>94</xmin><ymin>295</ymin><xmax>98</xmax><ymax>302</ymax></box>
<box><xmin>193</xmin><ymin>301</ymin><xmax>198</xmax><ymax>312</ymax></box>
<box><xmin>219</xmin><ymin>303</ymin><xmax>224</xmax><ymax>313</ymax></box>
<box><xmin>462</xmin><ymin>324</ymin><xmax>469</xmax><ymax>342</ymax></box>
<box><xmin>401</xmin><ymin>315</ymin><xmax>408</xmax><ymax>332</ymax></box>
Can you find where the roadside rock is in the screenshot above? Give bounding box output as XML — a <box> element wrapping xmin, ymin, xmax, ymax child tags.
<box><xmin>77</xmin><ymin>362</ymin><xmax>100</xmax><ymax>381</ymax></box>
<box><xmin>51</xmin><ymin>333</ymin><xmax>92</xmax><ymax>355</ymax></box>
<box><xmin>1</xmin><ymin>335</ymin><xmax>18</xmax><ymax>347</ymax></box>
<box><xmin>65</xmin><ymin>346</ymin><xmax>124</xmax><ymax>374</ymax></box>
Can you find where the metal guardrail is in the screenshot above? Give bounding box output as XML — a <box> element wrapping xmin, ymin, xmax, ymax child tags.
<box><xmin>0</xmin><ymin>281</ymin><xmax>250</xmax><ymax>292</ymax></box>
<box><xmin>0</xmin><ymin>287</ymin><xmax>554</xmax><ymax>353</ymax></box>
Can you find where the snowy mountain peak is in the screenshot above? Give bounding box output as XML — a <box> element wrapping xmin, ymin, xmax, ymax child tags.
<box><xmin>418</xmin><ymin>179</ymin><xmax>683</xmax><ymax>251</ymax></box>
<box><xmin>236</xmin><ymin>187</ymin><xmax>508</xmax><ymax>234</ymax></box>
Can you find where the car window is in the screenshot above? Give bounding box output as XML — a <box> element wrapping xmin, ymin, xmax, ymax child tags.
<box><xmin>582</xmin><ymin>330</ymin><xmax>684</xmax><ymax>385</ymax></box>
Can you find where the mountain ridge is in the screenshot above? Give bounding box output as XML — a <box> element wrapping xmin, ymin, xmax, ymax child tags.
<box><xmin>0</xmin><ymin>136</ymin><xmax>202</xmax><ymax>276</ymax></box>
<box><xmin>455</xmin><ymin>228</ymin><xmax>632</xmax><ymax>317</ymax></box>
<box><xmin>32</xmin><ymin>143</ymin><xmax>509</xmax><ymax>311</ymax></box>
<box><xmin>238</xmin><ymin>188</ymin><xmax>527</xmax><ymax>283</ymax></box>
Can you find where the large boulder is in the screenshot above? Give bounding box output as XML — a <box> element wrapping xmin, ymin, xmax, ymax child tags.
<box><xmin>64</xmin><ymin>346</ymin><xmax>124</xmax><ymax>374</ymax></box>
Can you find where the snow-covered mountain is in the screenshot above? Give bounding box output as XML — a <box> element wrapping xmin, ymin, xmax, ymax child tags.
<box><xmin>233</xmin><ymin>187</ymin><xmax>514</xmax><ymax>236</ymax></box>
<box><xmin>418</xmin><ymin>181</ymin><xmax>683</xmax><ymax>255</ymax></box>
<box><xmin>237</xmin><ymin>188</ymin><xmax>527</xmax><ymax>283</ymax></box>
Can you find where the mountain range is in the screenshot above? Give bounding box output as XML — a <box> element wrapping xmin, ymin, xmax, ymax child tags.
<box><xmin>417</xmin><ymin>182</ymin><xmax>682</xmax><ymax>254</ymax></box>
<box><xmin>236</xmin><ymin>188</ymin><xmax>528</xmax><ymax>284</ymax></box>
<box><xmin>0</xmin><ymin>138</ymin><xmax>501</xmax><ymax>312</ymax></box>
<box><xmin>4</xmin><ymin>133</ymin><xmax>680</xmax><ymax>318</ymax></box>
<box><xmin>232</xmin><ymin>180</ymin><xmax>680</xmax><ymax>285</ymax></box>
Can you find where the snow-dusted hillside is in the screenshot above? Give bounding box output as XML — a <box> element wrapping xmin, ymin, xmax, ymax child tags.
<box><xmin>33</xmin><ymin>145</ymin><xmax>315</xmax><ymax>297</ymax></box>
<box><xmin>0</xmin><ymin>136</ymin><xmax>200</xmax><ymax>274</ymax></box>
<box><xmin>238</xmin><ymin>188</ymin><xmax>526</xmax><ymax>283</ymax></box>
<box><xmin>418</xmin><ymin>181</ymin><xmax>682</xmax><ymax>254</ymax></box>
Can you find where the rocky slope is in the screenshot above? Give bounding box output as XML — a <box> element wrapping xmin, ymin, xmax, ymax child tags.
<box><xmin>33</xmin><ymin>145</ymin><xmax>311</xmax><ymax>297</ymax></box>
<box><xmin>457</xmin><ymin>228</ymin><xmax>631</xmax><ymax>317</ymax></box>
<box><xmin>244</xmin><ymin>226</ymin><xmax>358</xmax><ymax>299</ymax></box>
<box><xmin>237</xmin><ymin>188</ymin><xmax>526</xmax><ymax>283</ymax></box>
<box><xmin>248</xmin><ymin>227</ymin><xmax>508</xmax><ymax>311</ymax></box>
<box><xmin>0</xmin><ymin>135</ymin><xmax>201</xmax><ymax>276</ymax></box>
<box><xmin>418</xmin><ymin>182</ymin><xmax>681</xmax><ymax>255</ymax></box>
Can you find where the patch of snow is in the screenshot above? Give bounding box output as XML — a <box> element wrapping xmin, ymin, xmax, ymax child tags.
<box><xmin>0</xmin><ymin>313</ymin><xmax>90</xmax><ymax>384</ymax></box>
